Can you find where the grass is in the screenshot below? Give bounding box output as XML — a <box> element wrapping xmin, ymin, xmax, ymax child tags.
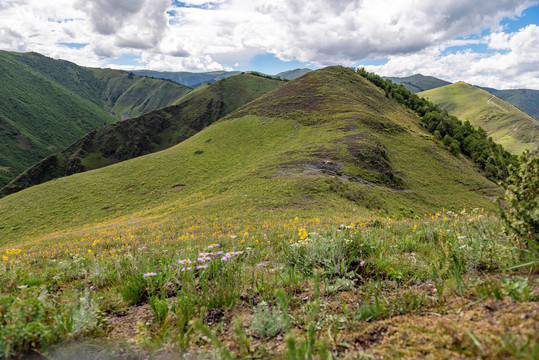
<box><xmin>0</xmin><ymin>211</ymin><xmax>536</xmax><ymax>359</ymax></box>
<box><xmin>419</xmin><ymin>82</ymin><xmax>539</xmax><ymax>154</ymax></box>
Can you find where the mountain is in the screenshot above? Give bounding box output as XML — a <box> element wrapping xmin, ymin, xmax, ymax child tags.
<box><xmin>276</xmin><ymin>68</ymin><xmax>312</xmax><ymax>80</ymax></box>
<box><xmin>419</xmin><ymin>82</ymin><xmax>538</xmax><ymax>154</ymax></box>
<box><xmin>482</xmin><ymin>88</ymin><xmax>539</xmax><ymax>121</ymax></box>
<box><xmin>8</xmin><ymin>51</ymin><xmax>192</xmax><ymax>119</ymax></box>
<box><xmin>0</xmin><ymin>73</ymin><xmax>285</xmax><ymax>197</ymax></box>
<box><xmin>132</xmin><ymin>69</ymin><xmax>242</xmax><ymax>88</ymax></box>
<box><xmin>385</xmin><ymin>74</ymin><xmax>451</xmax><ymax>93</ymax></box>
<box><xmin>0</xmin><ymin>51</ymin><xmax>191</xmax><ymax>188</ymax></box>
<box><xmin>0</xmin><ymin>66</ymin><xmax>499</xmax><ymax>247</ymax></box>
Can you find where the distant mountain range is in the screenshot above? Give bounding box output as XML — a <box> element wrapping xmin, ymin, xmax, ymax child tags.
<box><xmin>384</xmin><ymin>74</ymin><xmax>451</xmax><ymax>93</ymax></box>
<box><xmin>133</xmin><ymin>68</ymin><xmax>312</xmax><ymax>88</ymax></box>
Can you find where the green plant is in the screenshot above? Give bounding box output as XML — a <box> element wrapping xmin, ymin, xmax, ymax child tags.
<box><xmin>500</xmin><ymin>150</ymin><xmax>538</xmax><ymax>248</ymax></box>
<box><xmin>250</xmin><ymin>303</ymin><xmax>287</xmax><ymax>340</ymax></box>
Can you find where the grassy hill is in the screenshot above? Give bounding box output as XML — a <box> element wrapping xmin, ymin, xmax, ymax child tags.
<box><xmin>0</xmin><ymin>66</ymin><xmax>499</xmax><ymax>248</ymax></box>
<box><xmin>0</xmin><ymin>52</ymin><xmax>117</xmax><ymax>188</ymax></box>
<box><xmin>7</xmin><ymin>51</ymin><xmax>192</xmax><ymax>119</ymax></box>
<box><xmin>419</xmin><ymin>82</ymin><xmax>538</xmax><ymax>154</ymax></box>
<box><xmin>385</xmin><ymin>74</ymin><xmax>451</xmax><ymax>93</ymax></box>
<box><xmin>0</xmin><ymin>51</ymin><xmax>191</xmax><ymax>187</ymax></box>
<box><xmin>0</xmin><ymin>74</ymin><xmax>285</xmax><ymax>197</ymax></box>
<box><xmin>484</xmin><ymin>88</ymin><xmax>539</xmax><ymax>121</ymax></box>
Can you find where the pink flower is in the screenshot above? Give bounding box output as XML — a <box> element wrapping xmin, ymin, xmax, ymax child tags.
<box><xmin>181</xmin><ymin>267</ymin><xmax>192</xmax><ymax>272</ymax></box>
<box><xmin>196</xmin><ymin>264</ymin><xmax>208</xmax><ymax>269</ymax></box>
<box><xmin>143</xmin><ymin>272</ymin><xmax>157</xmax><ymax>277</ymax></box>
<box><xmin>179</xmin><ymin>259</ymin><xmax>192</xmax><ymax>264</ymax></box>
<box><xmin>208</xmin><ymin>243</ymin><xmax>220</xmax><ymax>249</ymax></box>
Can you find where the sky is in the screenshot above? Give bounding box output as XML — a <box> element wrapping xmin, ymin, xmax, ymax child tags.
<box><xmin>1</xmin><ymin>0</ymin><xmax>538</xmax><ymax>89</ymax></box>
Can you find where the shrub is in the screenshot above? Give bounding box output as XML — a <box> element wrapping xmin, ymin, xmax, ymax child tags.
<box><xmin>499</xmin><ymin>150</ymin><xmax>538</xmax><ymax>248</ymax></box>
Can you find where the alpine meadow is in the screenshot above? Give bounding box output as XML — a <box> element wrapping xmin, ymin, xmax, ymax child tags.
<box><xmin>1</xmin><ymin>2</ymin><xmax>538</xmax><ymax>359</ymax></box>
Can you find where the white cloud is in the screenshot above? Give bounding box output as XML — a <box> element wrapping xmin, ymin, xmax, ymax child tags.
<box><xmin>364</xmin><ymin>25</ymin><xmax>539</xmax><ymax>89</ymax></box>
<box><xmin>0</xmin><ymin>0</ymin><xmax>538</xmax><ymax>86</ymax></box>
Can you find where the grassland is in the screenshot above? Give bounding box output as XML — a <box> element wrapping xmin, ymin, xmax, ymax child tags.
<box><xmin>0</xmin><ymin>67</ymin><xmax>536</xmax><ymax>359</ymax></box>
<box><xmin>419</xmin><ymin>82</ymin><xmax>538</xmax><ymax>154</ymax></box>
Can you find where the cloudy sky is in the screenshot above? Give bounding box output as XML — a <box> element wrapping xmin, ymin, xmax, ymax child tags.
<box><xmin>1</xmin><ymin>0</ymin><xmax>538</xmax><ymax>89</ymax></box>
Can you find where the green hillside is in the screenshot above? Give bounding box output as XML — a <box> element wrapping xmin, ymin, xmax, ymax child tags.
<box><xmin>0</xmin><ymin>74</ymin><xmax>285</xmax><ymax>197</ymax></box>
<box><xmin>419</xmin><ymin>82</ymin><xmax>538</xmax><ymax>154</ymax></box>
<box><xmin>0</xmin><ymin>67</ymin><xmax>499</xmax><ymax>248</ymax></box>
<box><xmin>486</xmin><ymin>88</ymin><xmax>539</xmax><ymax>121</ymax></box>
<box><xmin>385</xmin><ymin>74</ymin><xmax>451</xmax><ymax>93</ymax></box>
<box><xmin>0</xmin><ymin>52</ymin><xmax>116</xmax><ymax>188</ymax></box>
<box><xmin>6</xmin><ymin>51</ymin><xmax>192</xmax><ymax>119</ymax></box>
<box><xmin>0</xmin><ymin>51</ymin><xmax>192</xmax><ymax>187</ymax></box>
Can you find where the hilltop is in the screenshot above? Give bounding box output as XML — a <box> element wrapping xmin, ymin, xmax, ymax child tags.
<box><xmin>0</xmin><ymin>74</ymin><xmax>285</xmax><ymax>197</ymax></box>
<box><xmin>0</xmin><ymin>66</ymin><xmax>499</xmax><ymax>248</ymax></box>
<box><xmin>0</xmin><ymin>51</ymin><xmax>191</xmax><ymax>187</ymax></box>
<box><xmin>419</xmin><ymin>82</ymin><xmax>538</xmax><ymax>154</ymax></box>
<box><xmin>384</xmin><ymin>74</ymin><xmax>451</xmax><ymax>93</ymax></box>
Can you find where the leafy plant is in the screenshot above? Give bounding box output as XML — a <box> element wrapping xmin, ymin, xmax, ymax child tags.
<box><xmin>250</xmin><ymin>303</ymin><xmax>287</xmax><ymax>340</ymax></box>
<box><xmin>499</xmin><ymin>150</ymin><xmax>538</xmax><ymax>248</ymax></box>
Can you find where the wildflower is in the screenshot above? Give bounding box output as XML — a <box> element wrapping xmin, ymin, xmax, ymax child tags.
<box><xmin>264</xmin><ymin>234</ymin><xmax>267</xmax><ymax>241</ymax></box>
<box><xmin>179</xmin><ymin>259</ymin><xmax>192</xmax><ymax>264</ymax></box>
<box><xmin>143</xmin><ymin>272</ymin><xmax>157</xmax><ymax>277</ymax></box>
<box><xmin>181</xmin><ymin>267</ymin><xmax>192</xmax><ymax>271</ymax></box>
<box><xmin>230</xmin><ymin>235</ymin><xmax>237</xmax><ymax>239</ymax></box>
<box><xmin>156</xmin><ymin>266</ymin><xmax>161</xmax><ymax>271</ymax></box>
<box><xmin>298</xmin><ymin>228</ymin><xmax>308</xmax><ymax>240</ymax></box>
<box><xmin>197</xmin><ymin>256</ymin><xmax>211</xmax><ymax>262</ymax></box>
<box><xmin>208</xmin><ymin>243</ymin><xmax>220</xmax><ymax>249</ymax></box>
<box><xmin>360</xmin><ymin>260</ymin><xmax>365</xmax><ymax>266</ymax></box>
<box><xmin>196</xmin><ymin>264</ymin><xmax>208</xmax><ymax>269</ymax></box>
<box><xmin>221</xmin><ymin>256</ymin><xmax>230</xmax><ymax>261</ymax></box>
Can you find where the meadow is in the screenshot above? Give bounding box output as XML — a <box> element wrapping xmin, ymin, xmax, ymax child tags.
<box><xmin>1</xmin><ymin>208</ymin><xmax>537</xmax><ymax>359</ymax></box>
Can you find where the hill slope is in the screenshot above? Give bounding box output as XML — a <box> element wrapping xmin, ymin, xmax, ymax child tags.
<box><xmin>0</xmin><ymin>51</ymin><xmax>192</xmax><ymax>187</ymax></box>
<box><xmin>0</xmin><ymin>52</ymin><xmax>117</xmax><ymax>188</ymax></box>
<box><xmin>7</xmin><ymin>51</ymin><xmax>192</xmax><ymax>119</ymax></box>
<box><xmin>419</xmin><ymin>82</ymin><xmax>538</xmax><ymax>154</ymax></box>
<box><xmin>0</xmin><ymin>74</ymin><xmax>285</xmax><ymax>197</ymax></box>
<box><xmin>385</xmin><ymin>74</ymin><xmax>451</xmax><ymax>93</ymax></box>
<box><xmin>483</xmin><ymin>88</ymin><xmax>539</xmax><ymax>121</ymax></box>
<box><xmin>0</xmin><ymin>67</ymin><xmax>499</xmax><ymax>248</ymax></box>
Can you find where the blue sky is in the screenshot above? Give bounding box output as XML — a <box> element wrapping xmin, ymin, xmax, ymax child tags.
<box><xmin>1</xmin><ymin>1</ymin><xmax>538</xmax><ymax>88</ymax></box>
